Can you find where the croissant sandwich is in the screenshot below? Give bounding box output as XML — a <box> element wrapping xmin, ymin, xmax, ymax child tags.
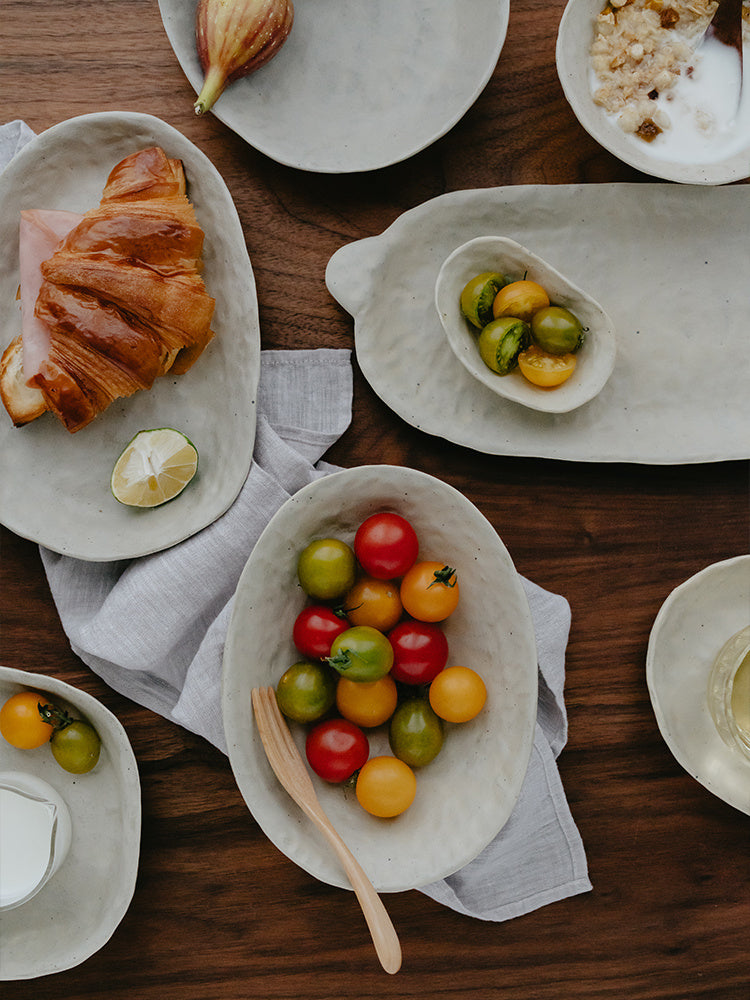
<box><xmin>0</xmin><ymin>147</ymin><xmax>216</xmax><ymax>433</ymax></box>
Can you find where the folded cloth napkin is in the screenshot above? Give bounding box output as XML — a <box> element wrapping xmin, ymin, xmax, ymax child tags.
<box><xmin>2</xmin><ymin>120</ymin><xmax>590</xmax><ymax>921</ymax></box>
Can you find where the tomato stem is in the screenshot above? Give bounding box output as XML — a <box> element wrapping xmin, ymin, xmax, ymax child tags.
<box><xmin>428</xmin><ymin>566</ymin><xmax>457</xmax><ymax>589</ymax></box>
<box><xmin>37</xmin><ymin>702</ymin><xmax>75</xmax><ymax>732</ymax></box>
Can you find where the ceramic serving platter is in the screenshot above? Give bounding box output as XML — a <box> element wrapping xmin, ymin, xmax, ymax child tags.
<box><xmin>0</xmin><ymin>666</ymin><xmax>141</xmax><ymax>980</ymax></box>
<box><xmin>326</xmin><ymin>183</ymin><xmax>750</xmax><ymax>463</ymax></box>
<box><xmin>0</xmin><ymin>112</ymin><xmax>259</xmax><ymax>560</ymax></box>
<box><xmin>223</xmin><ymin>465</ymin><xmax>538</xmax><ymax>893</ymax></box>
<box><xmin>646</xmin><ymin>555</ymin><xmax>750</xmax><ymax>815</ymax></box>
<box><xmin>158</xmin><ymin>0</ymin><xmax>510</xmax><ymax>173</ymax></box>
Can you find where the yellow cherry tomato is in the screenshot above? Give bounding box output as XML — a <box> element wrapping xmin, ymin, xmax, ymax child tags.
<box><xmin>0</xmin><ymin>691</ymin><xmax>55</xmax><ymax>749</ymax></box>
<box><xmin>336</xmin><ymin>674</ymin><xmax>398</xmax><ymax>728</ymax></box>
<box><xmin>429</xmin><ymin>666</ymin><xmax>487</xmax><ymax>723</ymax></box>
<box><xmin>343</xmin><ymin>577</ymin><xmax>403</xmax><ymax>632</ymax></box>
<box><xmin>517</xmin><ymin>345</ymin><xmax>577</xmax><ymax>387</ymax></box>
<box><xmin>400</xmin><ymin>561</ymin><xmax>459</xmax><ymax>622</ymax></box>
<box><xmin>355</xmin><ymin>756</ymin><xmax>417</xmax><ymax>817</ymax></box>
<box><xmin>492</xmin><ymin>279</ymin><xmax>550</xmax><ymax>322</ymax></box>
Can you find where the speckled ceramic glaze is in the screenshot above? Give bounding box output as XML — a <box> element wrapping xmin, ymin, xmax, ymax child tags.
<box><xmin>0</xmin><ymin>112</ymin><xmax>259</xmax><ymax>560</ymax></box>
<box><xmin>223</xmin><ymin>466</ymin><xmax>538</xmax><ymax>893</ymax></box>
<box><xmin>646</xmin><ymin>555</ymin><xmax>750</xmax><ymax>815</ymax></box>
<box><xmin>158</xmin><ymin>0</ymin><xmax>510</xmax><ymax>173</ymax></box>
<box><xmin>0</xmin><ymin>666</ymin><xmax>141</xmax><ymax>980</ymax></box>
<box><xmin>326</xmin><ymin>183</ymin><xmax>750</xmax><ymax>463</ymax></box>
<box><xmin>435</xmin><ymin>236</ymin><xmax>616</xmax><ymax>413</ymax></box>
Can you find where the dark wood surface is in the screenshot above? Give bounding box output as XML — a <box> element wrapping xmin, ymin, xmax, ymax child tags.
<box><xmin>1</xmin><ymin>2</ymin><xmax>748</xmax><ymax>997</ymax></box>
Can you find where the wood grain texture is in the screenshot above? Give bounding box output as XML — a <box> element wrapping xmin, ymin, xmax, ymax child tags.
<box><xmin>1</xmin><ymin>1</ymin><xmax>748</xmax><ymax>997</ymax></box>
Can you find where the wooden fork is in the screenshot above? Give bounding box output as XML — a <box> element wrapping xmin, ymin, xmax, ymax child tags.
<box><xmin>251</xmin><ymin>686</ymin><xmax>402</xmax><ymax>975</ymax></box>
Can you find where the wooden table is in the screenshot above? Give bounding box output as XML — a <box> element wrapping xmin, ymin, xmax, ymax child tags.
<box><xmin>2</xmin><ymin>2</ymin><xmax>748</xmax><ymax>997</ymax></box>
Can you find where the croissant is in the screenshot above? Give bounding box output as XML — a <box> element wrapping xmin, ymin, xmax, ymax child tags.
<box><xmin>0</xmin><ymin>147</ymin><xmax>216</xmax><ymax>433</ymax></box>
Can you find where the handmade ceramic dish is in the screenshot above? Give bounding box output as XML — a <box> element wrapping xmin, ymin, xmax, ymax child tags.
<box><xmin>646</xmin><ymin>555</ymin><xmax>750</xmax><ymax>815</ymax></box>
<box><xmin>0</xmin><ymin>112</ymin><xmax>259</xmax><ymax>561</ymax></box>
<box><xmin>435</xmin><ymin>236</ymin><xmax>616</xmax><ymax>413</ymax></box>
<box><xmin>0</xmin><ymin>666</ymin><xmax>141</xmax><ymax>980</ymax></box>
<box><xmin>223</xmin><ymin>465</ymin><xmax>538</xmax><ymax>893</ymax></box>
<box><xmin>556</xmin><ymin>0</ymin><xmax>750</xmax><ymax>184</ymax></box>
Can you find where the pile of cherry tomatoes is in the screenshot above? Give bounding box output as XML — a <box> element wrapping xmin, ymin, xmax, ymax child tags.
<box><xmin>274</xmin><ymin>511</ymin><xmax>487</xmax><ymax>818</ymax></box>
<box><xmin>0</xmin><ymin>690</ymin><xmax>101</xmax><ymax>774</ymax></box>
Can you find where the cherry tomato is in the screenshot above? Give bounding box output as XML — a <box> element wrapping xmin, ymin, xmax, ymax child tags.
<box><xmin>292</xmin><ymin>605</ymin><xmax>349</xmax><ymax>660</ymax></box>
<box><xmin>459</xmin><ymin>271</ymin><xmax>508</xmax><ymax>329</ymax></box>
<box><xmin>305</xmin><ymin>719</ymin><xmax>369</xmax><ymax>783</ymax></box>
<box><xmin>492</xmin><ymin>279</ymin><xmax>550</xmax><ymax>322</ymax></box>
<box><xmin>478</xmin><ymin>317</ymin><xmax>530</xmax><ymax>375</ymax></box>
<box><xmin>0</xmin><ymin>691</ymin><xmax>55</xmax><ymax>749</ymax></box>
<box><xmin>51</xmin><ymin>720</ymin><xmax>101</xmax><ymax>774</ymax></box>
<box><xmin>355</xmin><ymin>756</ymin><xmax>417</xmax><ymax>817</ymax></box>
<box><xmin>297</xmin><ymin>538</ymin><xmax>356</xmax><ymax>600</ymax></box>
<box><xmin>353</xmin><ymin>512</ymin><xmax>419</xmax><ymax>580</ymax></box>
<box><xmin>400</xmin><ymin>562</ymin><xmax>460</xmax><ymax>623</ymax></box>
<box><xmin>388</xmin><ymin>698</ymin><xmax>443</xmax><ymax>768</ymax></box>
<box><xmin>388</xmin><ymin>620</ymin><xmax>449</xmax><ymax>685</ymax></box>
<box><xmin>429</xmin><ymin>666</ymin><xmax>487</xmax><ymax>723</ymax></box>
<box><xmin>336</xmin><ymin>674</ymin><xmax>398</xmax><ymax>728</ymax></box>
<box><xmin>343</xmin><ymin>577</ymin><xmax>402</xmax><ymax>631</ymax></box>
<box><xmin>326</xmin><ymin>625</ymin><xmax>394</xmax><ymax>682</ymax></box>
<box><xmin>530</xmin><ymin>305</ymin><xmax>584</xmax><ymax>355</ymax></box>
<box><xmin>276</xmin><ymin>660</ymin><xmax>337</xmax><ymax>723</ymax></box>
<box><xmin>517</xmin><ymin>345</ymin><xmax>577</xmax><ymax>387</ymax></box>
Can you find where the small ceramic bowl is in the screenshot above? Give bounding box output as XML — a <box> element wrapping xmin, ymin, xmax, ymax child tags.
<box><xmin>435</xmin><ymin>236</ymin><xmax>616</xmax><ymax>413</ymax></box>
<box><xmin>556</xmin><ymin>0</ymin><xmax>750</xmax><ymax>185</ymax></box>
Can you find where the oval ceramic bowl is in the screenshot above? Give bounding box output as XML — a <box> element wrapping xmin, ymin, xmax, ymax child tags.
<box><xmin>435</xmin><ymin>236</ymin><xmax>616</xmax><ymax>413</ymax></box>
<box><xmin>0</xmin><ymin>666</ymin><xmax>141</xmax><ymax>980</ymax></box>
<box><xmin>223</xmin><ymin>465</ymin><xmax>538</xmax><ymax>893</ymax></box>
<box><xmin>646</xmin><ymin>555</ymin><xmax>750</xmax><ymax>815</ymax></box>
<box><xmin>556</xmin><ymin>0</ymin><xmax>750</xmax><ymax>185</ymax></box>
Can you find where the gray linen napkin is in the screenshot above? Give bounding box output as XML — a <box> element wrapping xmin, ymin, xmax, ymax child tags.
<box><xmin>2</xmin><ymin>121</ymin><xmax>591</xmax><ymax>920</ymax></box>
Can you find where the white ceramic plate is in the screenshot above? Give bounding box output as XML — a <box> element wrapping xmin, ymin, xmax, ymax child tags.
<box><xmin>556</xmin><ymin>0</ymin><xmax>750</xmax><ymax>185</ymax></box>
<box><xmin>223</xmin><ymin>465</ymin><xmax>537</xmax><ymax>893</ymax></box>
<box><xmin>0</xmin><ymin>666</ymin><xmax>141</xmax><ymax>980</ymax></box>
<box><xmin>0</xmin><ymin>112</ymin><xmax>259</xmax><ymax>561</ymax></box>
<box><xmin>646</xmin><ymin>555</ymin><xmax>750</xmax><ymax>815</ymax></box>
<box><xmin>326</xmin><ymin>183</ymin><xmax>750</xmax><ymax>463</ymax></box>
<box><xmin>158</xmin><ymin>0</ymin><xmax>510</xmax><ymax>173</ymax></box>
<box><xmin>435</xmin><ymin>236</ymin><xmax>616</xmax><ymax>413</ymax></box>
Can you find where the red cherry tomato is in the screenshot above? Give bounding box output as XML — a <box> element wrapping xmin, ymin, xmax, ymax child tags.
<box><xmin>354</xmin><ymin>512</ymin><xmax>419</xmax><ymax>580</ymax></box>
<box><xmin>292</xmin><ymin>605</ymin><xmax>349</xmax><ymax>660</ymax></box>
<box><xmin>388</xmin><ymin>620</ymin><xmax>449</xmax><ymax>685</ymax></box>
<box><xmin>305</xmin><ymin>718</ymin><xmax>369</xmax><ymax>783</ymax></box>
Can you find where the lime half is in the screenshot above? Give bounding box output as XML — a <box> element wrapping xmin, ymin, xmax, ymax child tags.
<box><xmin>111</xmin><ymin>428</ymin><xmax>198</xmax><ymax>507</ymax></box>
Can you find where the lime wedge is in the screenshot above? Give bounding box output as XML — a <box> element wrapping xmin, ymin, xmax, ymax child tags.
<box><xmin>111</xmin><ymin>428</ymin><xmax>198</xmax><ymax>508</ymax></box>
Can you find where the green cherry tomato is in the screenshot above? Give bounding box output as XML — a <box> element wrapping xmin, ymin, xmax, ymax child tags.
<box><xmin>326</xmin><ymin>626</ymin><xmax>394</xmax><ymax>683</ymax></box>
<box><xmin>530</xmin><ymin>305</ymin><xmax>584</xmax><ymax>355</ymax></box>
<box><xmin>50</xmin><ymin>720</ymin><xmax>101</xmax><ymax>774</ymax></box>
<box><xmin>297</xmin><ymin>538</ymin><xmax>356</xmax><ymax>601</ymax></box>
<box><xmin>477</xmin><ymin>317</ymin><xmax>530</xmax><ymax>375</ymax></box>
<box><xmin>276</xmin><ymin>660</ymin><xmax>337</xmax><ymax>723</ymax></box>
<box><xmin>389</xmin><ymin>698</ymin><xmax>443</xmax><ymax>768</ymax></box>
<box><xmin>460</xmin><ymin>271</ymin><xmax>508</xmax><ymax>329</ymax></box>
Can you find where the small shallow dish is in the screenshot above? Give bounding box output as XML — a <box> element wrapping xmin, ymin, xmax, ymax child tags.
<box><xmin>435</xmin><ymin>236</ymin><xmax>616</xmax><ymax>413</ymax></box>
<box><xmin>556</xmin><ymin>0</ymin><xmax>750</xmax><ymax>185</ymax></box>
<box><xmin>223</xmin><ymin>465</ymin><xmax>538</xmax><ymax>893</ymax></box>
<box><xmin>646</xmin><ymin>555</ymin><xmax>750</xmax><ymax>815</ymax></box>
<box><xmin>0</xmin><ymin>666</ymin><xmax>141</xmax><ymax>980</ymax></box>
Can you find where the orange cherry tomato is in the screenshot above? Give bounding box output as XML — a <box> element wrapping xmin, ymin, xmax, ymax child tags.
<box><xmin>336</xmin><ymin>674</ymin><xmax>398</xmax><ymax>728</ymax></box>
<box><xmin>0</xmin><ymin>691</ymin><xmax>55</xmax><ymax>749</ymax></box>
<box><xmin>429</xmin><ymin>666</ymin><xmax>487</xmax><ymax>723</ymax></box>
<box><xmin>355</xmin><ymin>756</ymin><xmax>417</xmax><ymax>817</ymax></box>
<box><xmin>517</xmin><ymin>345</ymin><xmax>577</xmax><ymax>387</ymax></box>
<box><xmin>343</xmin><ymin>577</ymin><xmax>403</xmax><ymax>632</ymax></box>
<box><xmin>492</xmin><ymin>279</ymin><xmax>550</xmax><ymax>322</ymax></box>
<box><xmin>400</xmin><ymin>561</ymin><xmax>459</xmax><ymax>622</ymax></box>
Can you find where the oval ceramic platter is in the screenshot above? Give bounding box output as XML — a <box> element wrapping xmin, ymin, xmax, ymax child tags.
<box><xmin>158</xmin><ymin>0</ymin><xmax>510</xmax><ymax>173</ymax></box>
<box><xmin>223</xmin><ymin>466</ymin><xmax>538</xmax><ymax>893</ymax></box>
<box><xmin>0</xmin><ymin>112</ymin><xmax>259</xmax><ymax>560</ymax></box>
<box><xmin>0</xmin><ymin>666</ymin><xmax>141</xmax><ymax>980</ymax></box>
<box><xmin>646</xmin><ymin>555</ymin><xmax>750</xmax><ymax>815</ymax></box>
<box><xmin>326</xmin><ymin>183</ymin><xmax>750</xmax><ymax>463</ymax></box>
